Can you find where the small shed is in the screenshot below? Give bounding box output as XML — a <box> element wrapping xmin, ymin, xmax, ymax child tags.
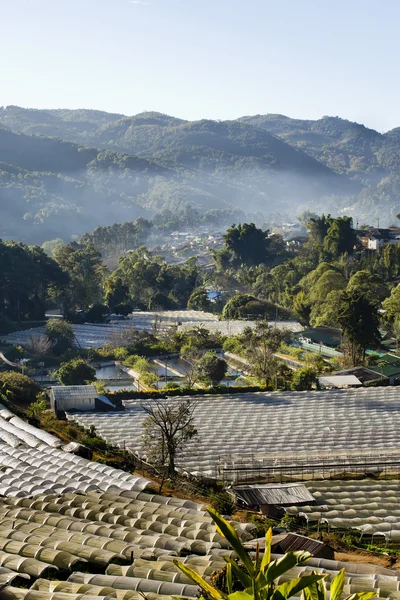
<box><xmin>232</xmin><ymin>483</ymin><xmax>315</xmax><ymax>518</ymax></box>
<box><xmin>50</xmin><ymin>386</ymin><xmax>116</xmax><ymax>417</ymax></box>
<box><xmin>271</xmin><ymin>533</ymin><xmax>334</xmax><ymax>559</ymax></box>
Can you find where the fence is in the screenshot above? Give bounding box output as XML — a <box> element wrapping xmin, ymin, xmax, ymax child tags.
<box><xmin>219</xmin><ymin>449</ymin><xmax>400</xmax><ymax>484</ymax></box>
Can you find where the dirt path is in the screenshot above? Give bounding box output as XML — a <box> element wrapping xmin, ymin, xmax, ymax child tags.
<box><xmin>336</xmin><ymin>551</ymin><xmax>395</xmax><ymax>569</ymax></box>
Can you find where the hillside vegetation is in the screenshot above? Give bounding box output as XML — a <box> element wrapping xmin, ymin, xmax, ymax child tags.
<box><xmin>0</xmin><ymin>106</ymin><xmax>398</xmax><ymax>241</ymax></box>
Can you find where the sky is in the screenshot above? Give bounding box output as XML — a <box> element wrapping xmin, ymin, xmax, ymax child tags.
<box><xmin>1</xmin><ymin>0</ymin><xmax>399</xmax><ymax>132</ymax></box>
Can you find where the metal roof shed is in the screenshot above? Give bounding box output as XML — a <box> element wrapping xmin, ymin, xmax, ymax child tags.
<box><xmin>232</xmin><ymin>483</ymin><xmax>315</xmax><ymax>517</ymax></box>
<box><xmin>50</xmin><ymin>385</ymin><xmax>98</xmax><ymax>415</ymax></box>
<box><xmin>271</xmin><ymin>533</ymin><xmax>334</xmax><ymax>559</ymax></box>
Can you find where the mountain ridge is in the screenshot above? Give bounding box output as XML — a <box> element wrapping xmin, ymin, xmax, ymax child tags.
<box><xmin>0</xmin><ymin>105</ymin><xmax>399</xmax><ymax>241</ymax></box>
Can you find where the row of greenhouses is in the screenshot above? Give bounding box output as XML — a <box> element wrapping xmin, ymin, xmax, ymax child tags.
<box><xmin>0</xmin><ymin>310</ymin><xmax>302</xmax><ymax>349</ymax></box>
<box><xmin>4</xmin><ymin>486</ymin><xmax>400</xmax><ymax>600</ymax></box>
<box><xmin>4</xmin><ymin>403</ymin><xmax>400</xmax><ymax>598</ymax></box>
<box><xmin>0</xmin><ymin>405</ymin><xmax>149</xmax><ymax>497</ymax></box>
<box><xmin>68</xmin><ymin>387</ymin><xmax>400</xmax><ymax>479</ymax></box>
<box><xmin>286</xmin><ymin>479</ymin><xmax>400</xmax><ymax>539</ymax></box>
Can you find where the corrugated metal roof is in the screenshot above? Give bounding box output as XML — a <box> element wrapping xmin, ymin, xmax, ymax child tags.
<box><xmin>51</xmin><ymin>385</ymin><xmax>98</xmax><ymax>400</ymax></box>
<box><xmin>233</xmin><ymin>483</ymin><xmax>315</xmax><ymax>506</ymax></box>
<box><xmin>271</xmin><ymin>533</ymin><xmax>328</xmax><ymax>556</ymax></box>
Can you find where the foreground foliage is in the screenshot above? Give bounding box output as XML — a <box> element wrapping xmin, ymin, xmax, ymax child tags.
<box><xmin>175</xmin><ymin>509</ymin><xmax>375</xmax><ymax>600</ymax></box>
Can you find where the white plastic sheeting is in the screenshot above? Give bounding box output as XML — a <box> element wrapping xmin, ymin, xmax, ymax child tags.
<box><xmin>285</xmin><ymin>479</ymin><xmax>400</xmax><ymax>537</ymax></box>
<box><xmin>1</xmin><ymin>312</ymin><xmax>302</xmax><ymax>349</ymax></box>
<box><xmin>0</xmin><ymin>406</ymin><xmax>149</xmax><ymax>497</ymax></box>
<box><xmin>0</xmin><ymin>443</ymin><xmax>149</xmax><ymax>497</ymax></box>
<box><xmin>68</xmin><ymin>387</ymin><xmax>400</xmax><ymax>478</ymax></box>
<box><xmin>4</xmin><ymin>488</ymin><xmax>400</xmax><ymax>600</ymax></box>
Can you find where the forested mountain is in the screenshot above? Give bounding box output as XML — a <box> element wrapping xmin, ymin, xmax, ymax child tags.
<box><xmin>0</xmin><ymin>127</ymin><xmax>164</xmax><ymax>242</ymax></box>
<box><xmin>0</xmin><ymin>105</ymin><xmax>399</xmax><ymax>242</ymax></box>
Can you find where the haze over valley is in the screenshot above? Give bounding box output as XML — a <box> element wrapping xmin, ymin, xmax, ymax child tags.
<box><xmin>1</xmin><ymin>106</ymin><xmax>398</xmax><ymax>242</ymax></box>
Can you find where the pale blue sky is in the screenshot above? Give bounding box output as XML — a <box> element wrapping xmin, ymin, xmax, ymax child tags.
<box><xmin>2</xmin><ymin>0</ymin><xmax>399</xmax><ymax>131</ymax></box>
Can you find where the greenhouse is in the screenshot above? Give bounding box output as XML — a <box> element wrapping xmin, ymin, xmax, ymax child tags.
<box><xmin>3</xmin><ymin>405</ymin><xmax>400</xmax><ymax>598</ymax></box>
<box><xmin>0</xmin><ymin>311</ymin><xmax>302</xmax><ymax>349</ymax></box>
<box><xmin>285</xmin><ymin>479</ymin><xmax>400</xmax><ymax>539</ymax></box>
<box><xmin>68</xmin><ymin>387</ymin><xmax>400</xmax><ymax>479</ymax></box>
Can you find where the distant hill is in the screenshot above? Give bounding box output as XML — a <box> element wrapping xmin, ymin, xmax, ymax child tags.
<box><xmin>238</xmin><ymin>114</ymin><xmax>384</xmax><ymax>179</ymax></box>
<box><xmin>0</xmin><ymin>106</ymin><xmax>398</xmax><ymax>242</ymax></box>
<box><xmin>0</xmin><ymin>127</ymin><xmax>165</xmax><ymax>242</ymax></box>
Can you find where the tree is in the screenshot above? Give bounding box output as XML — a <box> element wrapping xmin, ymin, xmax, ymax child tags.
<box><xmin>124</xmin><ymin>355</ymin><xmax>159</xmax><ymax>389</ymax></box>
<box><xmin>195</xmin><ymin>351</ymin><xmax>227</xmax><ymax>387</ymax></box>
<box><xmin>394</xmin><ymin>317</ymin><xmax>400</xmax><ymax>350</ymax></box>
<box><xmin>308</xmin><ymin>270</ymin><xmax>346</xmax><ymax>304</ymax></box>
<box><xmin>0</xmin><ymin>240</ymin><xmax>66</xmax><ymax>323</ymax></box>
<box><xmin>223</xmin><ymin>223</ymin><xmax>274</xmax><ymax>266</ymax></box>
<box><xmin>347</xmin><ymin>270</ymin><xmax>388</xmax><ymax>305</ymax></box>
<box><xmin>53</xmin><ymin>242</ymin><xmax>104</xmax><ymax>313</ymax></box>
<box><xmin>86</xmin><ymin>303</ymin><xmax>109</xmax><ymax>324</ymax></box>
<box><xmin>382</xmin><ymin>284</ymin><xmax>400</xmax><ymax>321</ymax></box>
<box><xmin>41</xmin><ymin>238</ymin><xmax>64</xmax><ymax>257</ymax></box>
<box><xmin>114</xmin><ymin>302</ymin><xmax>133</xmax><ymax>316</ymax></box>
<box><xmin>104</xmin><ymin>275</ymin><xmax>130</xmax><ymax>312</ymax></box>
<box><xmin>337</xmin><ymin>291</ymin><xmax>381</xmax><ymax>366</ymax></box>
<box><xmin>324</xmin><ymin>216</ymin><xmax>357</xmax><ymax>257</ymax></box>
<box><xmin>57</xmin><ymin>359</ymin><xmax>96</xmax><ymax>386</ymax></box>
<box><xmin>46</xmin><ymin>319</ymin><xmax>76</xmax><ymax>356</ymax></box>
<box><xmin>187</xmin><ymin>288</ymin><xmax>212</xmax><ymax>311</ymax></box>
<box><xmin>0</xmin><ymin>372</ymin><xmax>41</xmax><ymax>405</ymax></box>
<box><xmin>209</xmin><ymin>490</ymin><xmax>235</xmax><ymax>516</ymax></box>
<box><xmin>291</xmin><ymin>367</ymin><xmax>318</xmax><ymax>391</ymax></box>
<box><xmin>241</xmin><ymin>322</ymin><xmax>285</xmax><ymax>387</ymax></box>
<box><xmin>141</xmin><ymin>399</ymin><xmax>197</xmax><ymax>479</ymax></box>
<box><xmin>222</xmin><ymin>294</ymin><xmax>257</xmax><ymax>320</ymax></box>
<box><xmin>307</xmin><ymin>214</ymin><xmax>332</xmax><ymax>248</ymax></box>
<box><xmin>297</xmin><ymin>210</ymin><xmax>318</xmax><ymax>228</ymax></box>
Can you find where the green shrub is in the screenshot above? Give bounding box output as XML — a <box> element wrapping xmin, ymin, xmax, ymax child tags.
<box><xmin>209</xmin><ymin>490</ymin><xmax>235</xmax><ymax>516</ymax></box>
<box><xmin>56</xmin><ymin>359</ymin><xmax>96</xmax><ymax>385</ymax></box>
<box><xmin>81</xmin><ymin>436</ymin><xmax>109</xmax><ymax>452</ymax></box>
<box><xmin>46</xmin><ymin>319</ymin><xmax>76</xmax><ymax>355</ymax></box>
<box><xmin>249</xmin><ymin>514</ymin><xmax>276</xmax><ymax>537</ymax></box>
<box><xmin>0</xmin><ymin>371</ymin><xmax>41</xmax><ymax>405</ymax></box>
<box><xmin>26</xmin><ymin>396</ymin><xmax>47</xmax><ymax>419</ymax></box>
<box><xmin>66</xmin><ymin>425</ymin><xmax>79</xmax><ymax>439</ymax></box>
<box><xmin>280</xmin><ymin>513</ymin><xmax>301</xmax><ymax>531</ymax></box>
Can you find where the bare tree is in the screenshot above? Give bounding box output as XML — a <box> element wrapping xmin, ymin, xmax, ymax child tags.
<box><xmin>141</xmin><ymin>399</ymin><xmax>197</xmax><ymax>484</ymax></box>
<box><xmin>26</xmin><ymin>334</ymin><xmax>52</xmax><ymax>356</ymax></box>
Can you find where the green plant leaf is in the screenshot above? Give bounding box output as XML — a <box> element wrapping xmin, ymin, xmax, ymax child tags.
<box><xmin>275</xmin><ymin>574</ymin><xmax>326</xmax><ymax>600</ymax></box>
<box><xmin>227</xmin><ymin>562</ymin><xmax>233</xmax><ymax>594</ymax></box>
<box><xmin>266</xmin><ymin>551</ymin><xmax>311</xmax><ymax>583</ymax></box>
<box><xmin>345</xmin><ymin>594</ymin><xmax>376</xmax><ymax>600</ymax></box>
<box><xmin>330</xmin><ymin>569</ymin><xmax>345</xmax><ymax>600</ymax></box>
<box><xmin>173</xmin><ymin>560</ymin><xmax>227</xmax><ymax>600</ymax></box>
<box><xmin>228</xmin><ymin>592</ymin><xmax>254</xmax><ymax>600</ymax></box>
<box><xmin>224</xmin><ymin>558</ymin><xmax>252</xmax><ymax>589</ymax></box>
<box><xmin>301</xmin><ymin>583</ymin><xmax>325</xmax><ymax>600</ymax></box>
<box><xmin>259</xmin><ymin>528</ymin><xmax>272</xmax><ymax>573</ymax></box>
<box><xmin>208</xmin><ymin>508</ymin><xmax>255</xmax><ymax>576</ymax></box>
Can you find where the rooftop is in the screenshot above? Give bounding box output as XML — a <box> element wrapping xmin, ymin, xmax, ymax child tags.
<box><xmin>232</xmin><ymin>483</ymin><xmax>315</xmax><ymax>506</ymax></box>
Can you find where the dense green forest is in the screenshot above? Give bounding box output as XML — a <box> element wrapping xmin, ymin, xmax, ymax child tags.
<box><xmin>4</xmin><ymin>214</ymin><xmax>400</xmax><ymax>373</ymax></box>
<box><xmin>2</xmin><ymin>106</ymin><xmax>396</xmax><ymax>243</ymax></box>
